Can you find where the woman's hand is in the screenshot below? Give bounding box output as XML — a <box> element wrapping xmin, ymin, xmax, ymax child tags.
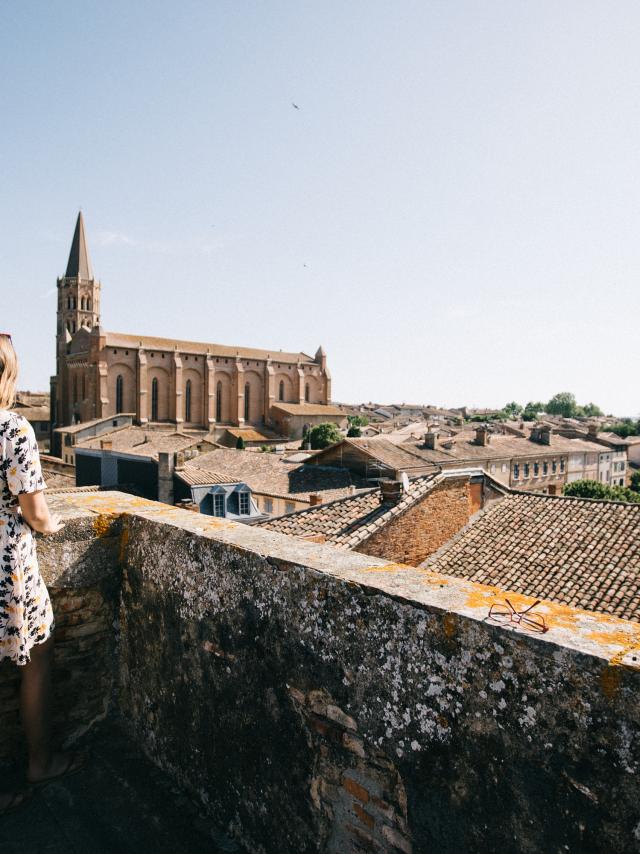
<box><xmin>18</xmin><ymin>492</ymin><xmax>65</xmax><ymax>535</ymax></box>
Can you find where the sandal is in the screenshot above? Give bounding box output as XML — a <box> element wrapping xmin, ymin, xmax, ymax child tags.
<box><xmin>0</xmin><ymin>788</ymin><xmax>33</xmax><ymax>816</ymax></box>
<box><xmin>27</xmin><ymin>751</ymin><xmax>87</xmax><ymax>789</ymax></box>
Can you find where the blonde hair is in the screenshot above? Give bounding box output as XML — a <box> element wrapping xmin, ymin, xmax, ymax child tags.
<box><xmin>0</xmin><ymin>335</ymin><xmax>18</xmax><ymax>409</ymax></box>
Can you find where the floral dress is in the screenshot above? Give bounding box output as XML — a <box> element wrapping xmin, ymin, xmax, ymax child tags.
<box><xmin>0</xmin><ymin>411</ymin><xmax>54</xmax><ymax>665</ymax></box>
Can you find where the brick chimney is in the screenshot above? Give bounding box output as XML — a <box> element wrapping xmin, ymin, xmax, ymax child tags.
<box><xmin>530</xmin><ymin>425</ymin><xmax>551</xmax><ymax>445</ymax></box>
<box><xmin>380</xmin><ymin>480</ymin><xmax>404</xmax><ymax>505</ymax></box>
<box><xmin>474</xmin><ymin>426</ymin><xmax>490</xmax><ymax>447</ymax></box>
<box><xmin>309</xmin><ymin>493</ymin><xmax>323</xmax><ymax>506</ymax></box>
<box><xmin>174</xmin><ymin>451</ymin><xmax>186</xmax><ymax>471</ymax></box>
<box><xmin>423</xmin><ymin>431</ymin><xmax>438</xmax><ymax>450</ymax></box>
<box><xmin>100</xmin><ymin>438</ymin><xmax>112</xmax><ymax>451</ymax></box>
<box><xmin>587</xmin><ymin>423</ymin><xmax>599</xmax><ymax>438</ymax></box>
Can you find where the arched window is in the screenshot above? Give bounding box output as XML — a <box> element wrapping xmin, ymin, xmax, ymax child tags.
<box><xmin>151</xmin><ymin>378</ymin><xmax>159</xmax><ymax>421</ymax></box>
<box><xmin>279</xmin><ymin>380</ymin><xmax>284</xmax><ymax>401</ymax></box>
<box><xmin>185</xmin><ymin>379</ymin><xmax>192</xmax><ymax>422</ymax></box>
<box><xmin>216</xmin><ymin>381</ymin><xmax>222</xmax><ymax>422</ymax></box>
<box><xmin>73</xmin><ymin>375</ymin><xmax>78</xmax><ymax>403</ymax></box>
<box><xmin>87</xmin><ymin>297</ymin><xmax>92</xmax><ymax>310</ymax></box>
<box><xmin>70</xmin><ymin>320</ymin><xmax>76</xmax><ymax>333</ymax></box>
<box><xmin>305</xmin><ymin>383</ymin><xmax>310</xmax><ymax>402</ymax></box>
<box><xmin>244</xmin><ymin>383</ymin><xmax>250</xmax><ymax>422</ymax></box>
<box><xmin>66</xmin><ymin>297</ymin><xmax>71</xmax><ymax>310</ymax></box>
<box><xmin>116</xmin><ymin>375</ymin><xmax>124</xmax><ymax>413</ymax></box>
<box><xmin>81</xmin><ymin>374</ymin><xmax>86</xmax><ymax>400</ymax></box>
<box><xmin>80</xmin><ymin>297</ymin><xmax>85</xmax><ymax>310</ymax></box>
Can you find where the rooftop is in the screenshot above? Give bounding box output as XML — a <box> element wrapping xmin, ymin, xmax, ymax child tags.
<box><xmin>76</xmin><ymin>426</ymin><xmax>215</xmax><ymax>460</ymax></box>
<box><xmin>271</xmin><ymin>402</ymin><xmax>345</xmax><ymax>416</ymax></box>
<box><xmin>258</xmin><ymin>471</ymin><xmax>468</xmax><ymax>547</ymax></box>
<box><xmin>104</xmin><ymin>330</ymin><xmax>316</xmax><ymax>364</ymax></box>
<box><xmin>177</xmin><ymin>447</ymin><xmax>367</xmax><ymax>501</ymax></box>
<box><xmin>399</xmin><ymin>430</ymin><xmax>606</xmax><ymax>463</ymax></box>
<box><xmin>424</xmin><ymin>491</ymin><xmax>640</xmax><ymax>621</ymax></box>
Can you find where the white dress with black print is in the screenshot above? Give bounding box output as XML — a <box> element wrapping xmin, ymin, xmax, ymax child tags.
<box><xmin>0</xmin><ymin>411</ymin><xmax>54</xmax><ymax>665</ymax></box>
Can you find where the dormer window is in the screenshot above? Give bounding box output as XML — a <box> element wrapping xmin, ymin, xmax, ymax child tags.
<box><xmin>212</xmin><ymin>493</ymin><xmax>225</xmax><ymax>517</ymax></box>
<box><xmin>239</xmin><ymin>492</ymin><xmax>250</xmax><ymax>515</ymax></box>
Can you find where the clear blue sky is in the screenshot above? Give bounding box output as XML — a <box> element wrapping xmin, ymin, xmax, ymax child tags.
<box><xmin>2</xmin><ymin>1</ymin><xmax>639</xmax><ymax>415</ymax></box>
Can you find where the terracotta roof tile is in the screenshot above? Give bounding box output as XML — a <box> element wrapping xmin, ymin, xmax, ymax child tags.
<box><xmin>258</xmin><ymin>473</ymin><xmax>442</xmax><ymax>547</ymax></box>
<box><xmin>105</xmin><ymin>331</ymin><xmax>314</xmax><ymax>364</ymax></box>
<box><xmin>424</xmin><ymin>493</ymin><xmax>640</xmax><ymax>622</ymax></box>
<box><xmin>176</xmin><ymin>448</ymin><xmax>366</xmax><ymax>502</ymax></box>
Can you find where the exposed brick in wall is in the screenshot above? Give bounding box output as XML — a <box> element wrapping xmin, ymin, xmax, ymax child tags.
<box><xmin>356</xmin><ymin>479</ymin><xmax>472</xmax><ymax>566</ymax></box>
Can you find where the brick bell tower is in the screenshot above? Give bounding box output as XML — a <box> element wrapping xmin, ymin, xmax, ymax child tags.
<box><xmin>50</xmin><ymin>212</ymin><xmax>101</xmax><ymax>446</ymax></box>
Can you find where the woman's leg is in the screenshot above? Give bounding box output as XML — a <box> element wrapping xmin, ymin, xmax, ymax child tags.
<box><xmin>20</xmin><ymin>635</ymin><xmax>54</xmax><ymax>778</ymax></box>
<box><xmin>21</xmin><ymin>636</ymin><xmax>83</xmax><ymax>782</ymax></box>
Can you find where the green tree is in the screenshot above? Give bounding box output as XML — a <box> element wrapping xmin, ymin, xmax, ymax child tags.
<box><xmin>502</xmin><ymin>401</ymin><xmax>523</xmax><ymax>418</ymax></box>
<box><xmin>547</xmin><ymin>392</ymin><xmax>578</xmax><ymax>418</ymax></box>
<box><xmin>563</xmin><ymin>479</ymin><xmax>640</xmax><ymax>504</ymax></box>
<box><xmin>630</xmin><ymin>471</ymin><xmax>640</xmax><ymax>494</ymax></box>
<box><xmin>582</xmin><ymin>402</ymin><xmax>603</xmax><ymax>417</ymax></box>
<box><xmin>347</xmin><ymin>414</ymin><xmax>369</xmax><ymax>428</ymax></box>
<box><xmin>347</xmin><ymin>425</ymin><xmax>361</xmax><ymax>437</ymax></box>
<box><xmin>608</xmin><ymin>420</ymin><xmax>640</xmax><ymax>438</ymax></box>
<box><xmin>235</xmin><ymin>435</ymin><xmax>245</xmax><ymax>450</ymax></box>
<box><xmin>307</xmin><ymin>422</ymin><xmax>342</xmax><ymax>450</ymax></box>
<box><xmin>522</xmin><ymin>401</ymin><xmax>545</xmax><ymax>422</ymax></box>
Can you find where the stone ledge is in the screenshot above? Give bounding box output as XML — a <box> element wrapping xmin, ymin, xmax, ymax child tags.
<box><xmin>46</xmin><ymin>490</ymin><xmax>640</xmax><ymax>669</ymax></box>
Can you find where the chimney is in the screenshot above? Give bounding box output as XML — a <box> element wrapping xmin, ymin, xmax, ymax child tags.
<box><xmin>157</xmin><ymin>451</ymin><xmax>175</xmax><ymax>505</ymax></box>
<box><xmin>474</xmin><ymin>426</ymin><xmax>490</xmax><ymax>446</ymax></box>
<box><xmin>309</xmin><ymin>493</ymin><xmax>323</xmax><ymax>507</ymax></box>
<box><xmin>100</xmin><ymin>438</ymin><xmax>112</xmax><ymax>451</ymax></box>
<box><xmin>530</xmin><ymin>425</ymin><xmax>551</xmax><ymax>445</ymax></box>
<box><xmin>423</xmin><ymin>431</ymin><xmax>438</xmax><ymax>450</ymax></box>
<box><xmin>380</xmin><ymin>479</ymin><xmax>404</xmax><ymax>505</ymax></box>
<box><xmin>587</xmin><ymin>423</ymin><xmax>599</xmax><ymax>438</ymax></box>
<box><xmin>175</xmin><ymin>451</ymin><xmax>185</xmax><ymax>470</ymax></box>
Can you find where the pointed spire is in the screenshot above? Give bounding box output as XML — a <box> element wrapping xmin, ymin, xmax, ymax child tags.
<box><xmin>65</xmin><ymin>211</ymin><xmax>94</xmax><ymax>279</ymax></box>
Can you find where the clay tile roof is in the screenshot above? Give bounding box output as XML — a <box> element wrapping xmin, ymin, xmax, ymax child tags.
<box><xmin>175</xmin><ymin>448</ymin><xmax>366</xmax><ymax>502</ymax></box>
<box><xmin>104</xmin><ymin>331</ymin><xmax>314</xmax><ymax>364</ymax></box>
<box><xmin>424</xmin><ymin>493</ymin><xmax>640</xmax><ymax>622</ymax></box>
<box><xmin>75</xmin><ymin>426</ymin><xmax>212</xmax><ymax>460</ymax></box>
<box><xmin>345</xmin><ymin>437</ymin><xmax>435</xmax><ymax>471</ymax></box>
<box><xmin>271</xmin><ymin>403</ymin><xmax>345</xmax><ymax>417</ymax></box>
<box><xmin>258</xmin><ymin>472</ymin><xmax>442</xmax><ymax>548</ymax></box>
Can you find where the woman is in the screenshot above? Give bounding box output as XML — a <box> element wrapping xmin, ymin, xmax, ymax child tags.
<box><xmin>0</xmin><ymin>333</ymin><xmax>84</xmax><ymax>815</ymax></box>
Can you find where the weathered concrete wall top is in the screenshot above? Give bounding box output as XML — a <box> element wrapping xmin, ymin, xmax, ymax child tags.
<box><xmin>42</xmin><ymin>492</ymin><xmax>640</xmax><ymax>853</ymax></box>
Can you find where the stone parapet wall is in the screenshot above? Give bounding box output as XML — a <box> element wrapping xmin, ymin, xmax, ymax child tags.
<box><xmin>3</xmin><ymin>492</ymin><xmax>639</xmax><ymax>853</ymax></box>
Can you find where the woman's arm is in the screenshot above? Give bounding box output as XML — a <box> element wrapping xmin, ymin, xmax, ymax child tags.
<box><xmin>18</xmin><ymin>491</ymin><xmax>65</xmax><ymax>535</ymax></box>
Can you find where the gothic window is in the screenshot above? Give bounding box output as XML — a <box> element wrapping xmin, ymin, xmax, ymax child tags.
<box><xmin>279</xmin><ymin>380</ymin><xmax>284</xmax><ymax>401</ymax></box>
<box><xmin>116</xmin><ymin>375</ymin><xmax>124</xmax><ymax>413</ymax></box>
<box><xmin>305</xmin><ymin>383</ymin><xmax>310</xmax><ymax>402</ymax></box>
<box><xmin>216</xmin><ymin>381</ymin><xmax>222</xmax><ymax>422</ymax></box>
<box><xmin>87</xmin><ymin>297</ymin><xmax>92</xmax><ymax>310</ymax></box>
<box><xmin>244</xmin><ymin>383</ymin><xmax>250</xmax><ymax>422</ymax></box>
<box><xmin>151</xmin><ymin>378</ymin><xmax>159</xmax><ymax>421</ymax></box>
<box><xmin>81</xmin><ymin>375</ymin><xmax>86</xmax><ymax>400</ymax></box>
<box><xmin>70</xmin><ymin>320</ymin><xmax>76</xmax><ymax>333</ymax></box>
<box><xmin>81</xmin><ymin>297</ymin><xmax>86</xmax><ymax>310</ymax></box>
<box><xmin>185</xmin><ymin>380</ymin><xmax>192</xmax><ymax>422</ymax></box>
<box><xmin>73</xmin><ymin>375</ymin><xmax>78</xmax><ymax>404</ymax></box>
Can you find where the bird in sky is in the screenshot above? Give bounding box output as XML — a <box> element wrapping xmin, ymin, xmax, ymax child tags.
<box><xmin>292</xmin><ymin>102</ymin><xmax>300</xmax><ymax>110</ymax></box>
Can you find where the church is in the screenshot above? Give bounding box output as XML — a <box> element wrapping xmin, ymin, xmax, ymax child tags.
<box><xmin>51</xmin><ymin>213</ymin><xmax>335</xmax><ymax>446</ymax></box>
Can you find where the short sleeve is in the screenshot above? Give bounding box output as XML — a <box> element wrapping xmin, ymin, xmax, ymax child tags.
<box><xmin>4</xmin><ymin>415</ymin><xmax>46</xmax><ymax>496</ymax></box>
